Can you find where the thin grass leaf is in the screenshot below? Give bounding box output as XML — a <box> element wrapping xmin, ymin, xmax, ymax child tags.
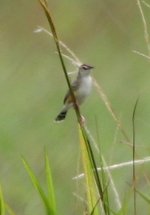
<box><xmin>45</xmin><ymin>153</ymin><xmax>57</xmax><ymax>215</ymax></box>
<box><xmin>90</xmin><ymin>197</ymin><xmax>101</xmax><ymax>215</ymax></box>
<box><xmin>98</xmin><ymin>160</ymin><xmax>110</xmax><ymax>214</ymax></box>
<box><xmin>142</xmin><ymin>0</ymin><xmax>150</xmax><ymax>8</ymax></box>
<box><xmin>0</xmin><ymin>186</ymin><xmax>5</xmax><ymax>215</ymax></box>
<box><xmin>136</xmin><ymin>189</ymin><xmax>150</xmax><ymax>204</ymax></box>
<box><xmin>132</xmin><ymin>98</ymin><xmax>139</xmax><ymax>215</ymax></box>
<box><xmin>22</xmin><ymin>158</ymin><xmax>54</xmax><ymax>215</ymax></box>
<box><xmin>136</xmin><ymin>0</ymin><xmax>150</xmax><ymax>56</ymax></box>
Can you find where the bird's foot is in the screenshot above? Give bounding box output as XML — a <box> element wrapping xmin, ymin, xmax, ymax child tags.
<box><xmin>79</xmin><ymin>115</ymin><xmax>85</xmax><ymax>126</ymax></box>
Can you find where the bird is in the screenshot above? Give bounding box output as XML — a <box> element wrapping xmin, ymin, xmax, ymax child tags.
<box><xmin>55</xmin><ymin>64</ymin><xmax>94</xmax><ymax>122</ymax></box>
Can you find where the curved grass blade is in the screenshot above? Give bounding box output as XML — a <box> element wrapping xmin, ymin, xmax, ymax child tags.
<box><xmin>22</xmin><ymin>158</ymin><xmax>55</xmax><ymax>215</ymax></box>
<box><xmin>136</xmin><ymin>189</ymin><xmax>150</xmax><ymax>204</ymax></box>
<box><xmin>45</xmin><ymin>153</ymin><xmax>56</xmax><ymax>215</ymax></box>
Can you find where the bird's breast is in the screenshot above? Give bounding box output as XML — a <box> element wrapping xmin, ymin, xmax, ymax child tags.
<box><xmin>76</xmin><ymin>76</ymin><xmax>92</xmax><ymax>104</ymax></box>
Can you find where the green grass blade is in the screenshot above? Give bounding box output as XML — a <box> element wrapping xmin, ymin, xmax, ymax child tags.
<box><xmin>45</xmin><ymin>153</ymin><xmax>57</xmax><ymax>215</ymax></box>
<box><xmin>136</xmin><ymin>189</ymin><xmax>150</xmax><ymax>204</ymax></box>
<box><xmin>22</xmin><ymin>158</ymin><xmax>54</xmax><ymax>215</ymax></box>
<box><xmin>0</xmin><ymin>186</ymin><xmax>5</xmax><ymax>215</ymax></box>
<box><xmin>132</xmin><ymin>98</ymin><xmax>139</xmax><ymax>215</ymax></box>
<box><xmin>90</xmin><ymin>197</ymin><xmax>101</xmax><ymax>215</ymax></box>
<box><xmin>81</xmin><ymin>126</ymin><xmax>110</xmax><ymax>215</ymax></box>
<box><xmin>79</xmin><ymin>126</ymin><xmax>99</xmax><ymax>215</ymax></box>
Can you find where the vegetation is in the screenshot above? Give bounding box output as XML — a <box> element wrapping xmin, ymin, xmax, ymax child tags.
<box><xmin>0</xmin><ymin>0</ymin><xmax>150</xmax><ymax>214</ymax></box>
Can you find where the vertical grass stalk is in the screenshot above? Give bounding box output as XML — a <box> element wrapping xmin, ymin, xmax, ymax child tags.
<box><xmin>132</xmin><ymin>98</ymin><xmax>139</xmax><ymax>215</ymax></box>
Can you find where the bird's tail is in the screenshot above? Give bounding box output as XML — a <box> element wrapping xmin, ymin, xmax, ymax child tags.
<box><xmin>55</xmin><ymin>110</ymin><xmax>68</xmax><ymax>122</ymax></box>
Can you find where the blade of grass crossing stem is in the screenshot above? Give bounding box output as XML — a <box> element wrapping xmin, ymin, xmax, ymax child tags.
<box><xmin>99</xmin><ymin>161</ymin><xmax>110</xmax><ymax>214</ymax></box>
<box><xmin>22</xmin><ymin>158</ymin><xmax>55</xmax><ymax>215</ymax></box>
<box><xmin>45</xmin><ymin>153</ymin><xmax>56</xmax><ymax>215</ymax></box>
<box><xmin>0</xmin><ymin>186</ymin><xmax>5</xmax><ymax>215</ymax></box>
<box><xmin>80</xmin><ymin>126</ymin><xmax>110</xmax><ymax>215</ymax></box>
<box><xmin>100</xmin><ymin>162</ymin><xmax>110</xmax><ymax>212</ymax></box>
<box><xmin>79</xmin><ymin>126</ymin><xmax>99</xmax><ymax>215</ymax></box>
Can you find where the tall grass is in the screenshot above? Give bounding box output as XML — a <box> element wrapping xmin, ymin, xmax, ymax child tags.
<box><xmin>1</xmin><ymin>0</ymin><xmax>150</xmax><ymax>214</ymax></box>
<box><xmin>39</xmin><ymin>0</ymin><xmax>111</xmax><ymax>214</ymax></box>
<box><xmin>36</xmin><ymin>1</ymin><xmax>150</xmax><ymax>215</ymax></box>
<box><xmin>22</xmin><ymin>153</ymin><xmax>56</xmax><ymax>215</ymax></box>
<box><xmin>37</xmin><ymin>1</ymin><xmax>150</xmax><ymax>214</ymax></box>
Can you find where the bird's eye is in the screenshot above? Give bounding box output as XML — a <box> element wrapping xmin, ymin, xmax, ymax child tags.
<box><xmin>81</xmin><ymin>64</ymin><xmax>93</xmax><ymax>70</ymax></box>
<box><xmin>82</xmin><ymin>65</ymin><xmax>88</xmax><ymax>70</ymax></box>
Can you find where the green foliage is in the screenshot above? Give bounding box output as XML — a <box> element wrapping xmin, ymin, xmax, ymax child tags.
<box><xmin>79</xmin><ymin>126</ymin><xmax>100</xmax><ymax>215</ymax></box>
<box><xmin>0</xmin><ymin>186</ymin><xmax>5</xmax><ymax>215</ymax></box>
<box><xmin>136</xmin><ymin>190</ymin><xmax>150</xmax><ymax>204</ymax></box>
<box><xmin>22</xmin><ymin>154</ymin><xmax>56</xmax><ymax>215</ymax></box>
<box><xmin>132</xmin><ymin>98</ymin><xmax>139</xmax><ymax>215</ymax></box>
<box><xmin>0</xmin><ymin>0</ymin><xmax>150</xmax><ymax>214</ymax></box>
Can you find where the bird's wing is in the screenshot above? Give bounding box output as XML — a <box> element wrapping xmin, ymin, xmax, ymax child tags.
<box><xmin>63</xmin><ymin>80</ymin><xmax>79</xmax><ymax>104</ymax></box>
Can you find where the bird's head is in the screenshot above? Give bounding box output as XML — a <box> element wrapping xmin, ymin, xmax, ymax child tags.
<box><xmin>79</xmin><ymin>64</ymin><xmax>94</xmax><ymax>76</ymax></box>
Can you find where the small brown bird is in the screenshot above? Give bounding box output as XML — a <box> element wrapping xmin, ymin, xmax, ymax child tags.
<box><xmin>55</xmin><ymin>64</ymin><xmax>93</xmax><ymax>122</ymax></box>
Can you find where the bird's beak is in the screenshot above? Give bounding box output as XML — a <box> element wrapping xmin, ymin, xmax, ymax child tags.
<box><xmin>89</xmin><ymin>65</ymin><xmax>94</xmax><ymax>69</ymax></box>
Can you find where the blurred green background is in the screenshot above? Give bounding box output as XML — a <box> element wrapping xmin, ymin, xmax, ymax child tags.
<box><xmin>0</xmin><ymin>0</ymin><xmax>150</xmax><ymax>214</ymax></box>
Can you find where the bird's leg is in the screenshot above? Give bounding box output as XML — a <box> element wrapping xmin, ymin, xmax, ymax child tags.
<box><xmin>79</xmin><ymin>115</ymin><xmax>85</xmax><ymax>126</ymax></box>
